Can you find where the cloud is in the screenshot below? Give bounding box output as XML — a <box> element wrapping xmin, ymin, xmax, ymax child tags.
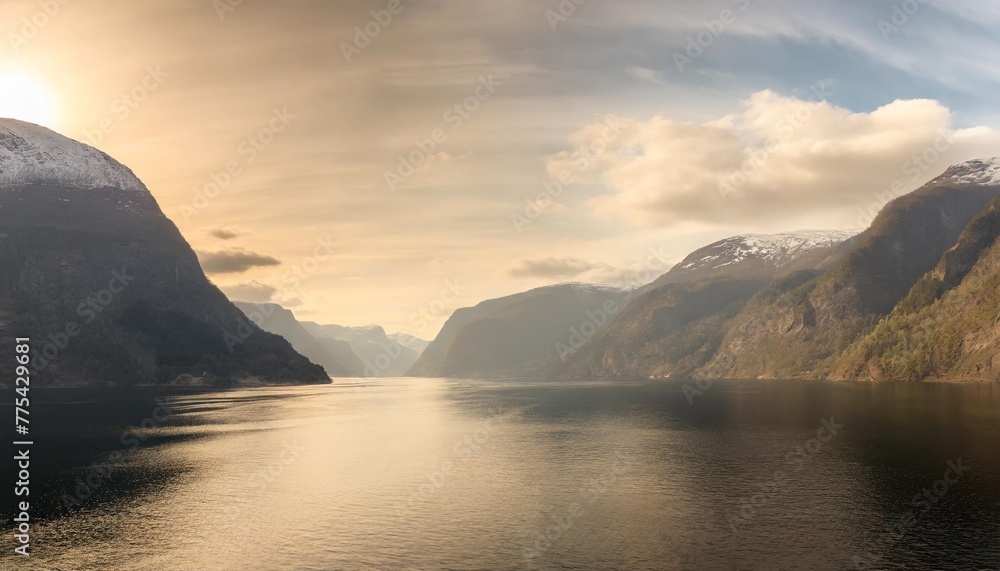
<box><xmin>279</xmin><ymin>296</ymin><xmax>305</xmax><ymax>307</ymax></box>
<box><xmin>206</xmin><ymin>226</ymin><xmax>250</xmax><ymax>240</ymax></box>
<box><xmin>36</xmin><ymin>0</ymin><xmax>1000</xmax><ymax>334</ymax></box>
<box><xmin>557</xmin><ymin>92</ymin><xmax>1000</xmax><ymax>228</ymax></box>
<box><xmin>197</xmin><ymin>248</ymin><xmax>281</xmax><ymax>274</ymax></box>
<box><xmin>507</xmin><ymin>257</ymin><xmax>603</xmax><ymax>279</ymax></box>
<box><xmin>221</xmin><ymin>280</ymin><xmax>304</xmax><ymax>308</ymax></box>
<box><xmin>506</xmin><ymin>256</ymin><xmax>657</xmax><ymax>286</ymax></box>
<box><xmin>626</xmin><ymin>66</ymin><xmax>668</xmax><ymax>86</ymax></box>
<box><xmin>223</xmin><ymin>280</ymin><xmax>278</xmax><ymax>302</ymax></box>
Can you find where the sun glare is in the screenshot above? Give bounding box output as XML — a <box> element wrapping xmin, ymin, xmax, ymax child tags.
<box><xmin>0</xmin><ymin>70</ymin><xmax>58</xmax><ymax>129</ymax></box>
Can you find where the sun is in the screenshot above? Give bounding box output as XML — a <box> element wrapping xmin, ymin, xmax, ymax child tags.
<box><xmin>0</xmin><ymin>70</ymin><xmax>58</xmax><ymax>129</ymax></box>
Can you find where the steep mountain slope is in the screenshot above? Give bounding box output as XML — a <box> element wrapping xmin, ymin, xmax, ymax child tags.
<box><xmin>301</xmin><ymin>322</ymin><xmax>422</xmax><ymax>377</ymax></box>
<box><xmin>0</xmin><ymin>119</ymin><xmax>327</xmax><ymax>387</ymax></box>
<box><xmin>408</xmin><ymin>283</ymin><xmax>631</xmax><ymax>378</ymax></box>
<box><xmin>835</xmin><ymin>195</ymin><xmax>1000</xmax><ymax>381</ymax></box>
<box><xmin>699</xmin><ymin>159</ymin><xmax>1000</xmax><ymax>380</ymax></box>
<box><xmin>555</xmin><ymin>231</ymin><xmax>854</xmax><ymax>378</ymax></box>
<box><xmin>234</xmin><ymin>302</ymin><xmax>362</xmax><ymax>377</ymax></box>
<box><xmin>638</xmin><ymin>231</ymin><xmax>857</xmax><ymax>293</ymax></box>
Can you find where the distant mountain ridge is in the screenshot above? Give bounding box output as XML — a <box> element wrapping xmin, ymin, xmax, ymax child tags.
<box><xmin>234</xmin><ymin>302</ymin><xmax>362</xmax><ymax>377</ymax></box>
<box><xmin>555</xmin><ymin>230</ymin><xmax>855</xmax><ymax>379</ymax></box>
<box><xmin>408</xmin><ymin>283</ymin><xmax>632</xmax><ymax>378</ymax></box>
<box><xmin>235</xmin><ymin>302</ymin><xmax>427</xmax><ymax>378</ymax></box>
<box><xmin>434</xmin><ymin>158</ymin><xmax>1000</xmax><ymax>383</ymax></box>
<box><xmin>301</xmin><ymin>321</ymin><xmax>424</xmax><ymax>377</ymax></box>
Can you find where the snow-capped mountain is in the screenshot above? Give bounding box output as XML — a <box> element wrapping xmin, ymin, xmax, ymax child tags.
<box><xmin>552</xmin><ymin>282</ymin><xmax>634</xmax><ymax>294</ymax></box>
<box><xmin>0</xmin><ymin>119</ymin><xmax>160</xmax><ymax>220</ymax></box>
<box><xmin>699</xmin><ymin>159</ymin><xmax>1000</xmax><ymax>380</ymax></box>
<box><xmin>0</xmin><ymin>119</ymin><xmax>327</xmax><ymax>387</ymax></box>
<box><xmin>555</xmin><ymin>229</ymin><xmax>856</xmax><ymax>379</ymax></box>
<box><xmin>641</xmin><ymin>230</ymin><xmax>856</xmax><ymax>294</ymax></box>
<box><xmin>935</xmin><ymin>157</ymin><xmax>1000</xmax><ymax>186</ymax></box>
<box><xmin>0</xmin><ymin>119</ymin><xmax>146</xmax><ymax>192</ymax></box>
<box><xmin>676</xmin><ymin>230</ymin><xmax>857</xmax><ymax>272</ymax></box>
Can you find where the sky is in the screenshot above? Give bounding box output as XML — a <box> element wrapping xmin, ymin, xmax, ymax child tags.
<box><xmin>2</xmin><ymin>0</ymin><xmax>1000</xmax><ymax>337</ymax></box>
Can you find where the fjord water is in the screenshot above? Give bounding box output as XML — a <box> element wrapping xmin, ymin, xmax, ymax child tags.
<box><xmin>4</xmin><ymin>379</ymin><xmax>1000</xmax><ymax>570</ymax></box>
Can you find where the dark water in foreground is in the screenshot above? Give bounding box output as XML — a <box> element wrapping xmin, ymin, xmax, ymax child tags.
<box><xmin>2</xmin><ymin>378</ymin><xmax>999</xmax><ymax>570</ymax></box>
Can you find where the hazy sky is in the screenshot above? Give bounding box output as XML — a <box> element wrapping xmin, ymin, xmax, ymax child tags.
<box><xmin>2</xmin><ymin>0</ymin><xmax>1000</xmax><ymax>336</ymax></box>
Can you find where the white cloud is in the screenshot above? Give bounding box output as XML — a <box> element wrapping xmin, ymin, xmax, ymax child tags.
<box><xmin>506</xmin><ymin>256</ymin><xmax>656</xmax><ymax>285</ymax></box>
<box><xmin>626</xmin><ymin>66</ymin><xmax>668</xmax><ymax>86</ymax></box>
<box><xmin>555</xmin><ymin>92</ymin><xmax>1000</xmax><ymax>228</ymax></box>
<box><xmin>223</xmin><ymin>280</ymin><xmax>278</xmax><ymax>303</ymax></box>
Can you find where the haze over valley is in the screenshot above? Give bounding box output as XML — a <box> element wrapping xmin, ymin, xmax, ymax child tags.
<box><xmin>3</xmin><ymin>2</ymin><xmax>1000</xmax><ymax>570</ymax></box>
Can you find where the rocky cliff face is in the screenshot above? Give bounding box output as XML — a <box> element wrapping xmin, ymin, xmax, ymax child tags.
<box><xmin>554</xmin><ymin>231</ymin><xmax>854</xmax><ymax>379</ymax></box>
<box><xmin>699</xmin><ymin>160</ymin><xmax>1000</xmax><ymax>380</ymax></box>
<box><xmin>0</xmin><ymin>119</ymin><xmax>328</xmax><ymax>387</ymax></box>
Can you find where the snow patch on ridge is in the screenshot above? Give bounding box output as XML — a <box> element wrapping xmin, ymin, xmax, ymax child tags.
<box><xmin>681</xmin><ymin>230</ymin><xmax>856</xmax><ymax>271</ymax></box>
<box><xmin>938</xmin><ymin>157</ymin><xmax>1000</xmax><ymax>186</ymax></box>
<box><xmin>545</xmin><ymin>282</ymin><xmax>635</xmax><ymax>295</ymax></box>
<box><xmin>0</xmin><ymin>118</ymin><xmax>148</xmax><ymax>192</ymax></box>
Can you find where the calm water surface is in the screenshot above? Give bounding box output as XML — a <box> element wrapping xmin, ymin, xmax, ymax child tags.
<box><xmin>2</xmin><ymin>378</ymin><xmax>999</xmax><ymax>570</ymax></box>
